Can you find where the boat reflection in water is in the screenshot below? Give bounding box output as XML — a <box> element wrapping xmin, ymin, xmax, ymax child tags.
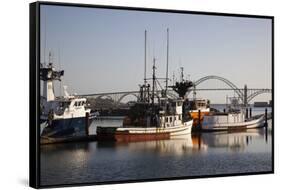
<box><xmin>97</xmin><ymin>134</ymin><xmax>207</xmax><ymax>156</ymax></box>
<box><xmin>96</xmin><ymin>126</ymin><xmax>270</xmax><ymax>155</ymax></box>
<box><xmin>199</xmin><ymin>128</ymin><xmax>270</xmax><ymax>152</ymax></box>
<box><xmin>41</xmin><ymin>120</ymin><xmax>272</xmax><ymax>186</ymax></box>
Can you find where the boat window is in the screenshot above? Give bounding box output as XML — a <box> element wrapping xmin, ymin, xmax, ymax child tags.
<box><xmin>165</xmin><ymin>117</ymin><xmax>168</xmax><ymax>122</ymax></box>
<box><xmin>170</xmin><ymin>117</ymin><xmax>172</xmax><ymax>122</ymax></box>
<box><xmin>62</xmin><ymin>101</ymin><xmax>70</xmax><ymax>107</ymax></box>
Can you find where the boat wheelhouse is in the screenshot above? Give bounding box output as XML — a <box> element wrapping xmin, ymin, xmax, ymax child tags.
<box><xmin>187</xmin><ymin>98</ymin><xmax>210</xmax><ymax>128</ymax></box>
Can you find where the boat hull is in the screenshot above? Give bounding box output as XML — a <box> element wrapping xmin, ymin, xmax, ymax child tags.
<box><xmin>97</xmin><ymin>120</ymin><xmax>193</xmax><ymax>142</ymax></box>
<box><xmin>41</xmin><ymin>116</ymin><xmax>93</xmax><ymax>138</ymax></box>
<box><xmin>202</xmin><ymin>115</ymin><xmax>265</xmax><ymax>132</ymax></box>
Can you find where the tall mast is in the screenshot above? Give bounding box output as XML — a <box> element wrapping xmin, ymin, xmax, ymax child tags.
<box><xmin>180</xmin><ymin>67</ymin><xmax>184</xmax><ymax>82</ymax></box>
<box><xmin>144</xmin><ymin>30</ymin><xmax>147</xmax><ymax>85</ymax></box>
<box><xmin>44</xmin><ymin>12</ymin><xmax>47</xmax><ymax>65</ymax></box>
<box><xmin>152</xmin><ymin>58</ymin><xmax>156</xmax><ymax>106</ymax></box>
<box><xmin>165</xmin><ymin>28</ymin><xmax>169</xmax><ymax>94</ymax></box>
<box><xmin>172</xmin><ymin>71</ymin><xmax>175</xmax><ymax>85</ymax></box>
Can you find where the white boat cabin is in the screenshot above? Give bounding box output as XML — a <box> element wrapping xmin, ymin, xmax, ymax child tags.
<box><xmin>158</xmin><ymin>98</ymin><xmax>184</xmax><ymax>128</ymax></box>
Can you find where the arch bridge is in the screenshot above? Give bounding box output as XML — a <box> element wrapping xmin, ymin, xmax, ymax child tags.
<box><xmin>193</xmin><ymin>75</ymin><xmax>271</xmax><ymax>106</ymax></box>
<box><xmin>80</xmin><ymin>75</ymin><xmax>271</xmax><ymax>107</ymax></box>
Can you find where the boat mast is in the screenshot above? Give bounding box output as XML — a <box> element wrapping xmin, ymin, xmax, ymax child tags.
<box><xmin>180</xmin><ymin>67</ymin><xmax>184</xmax><ymax>82</ymax></box>
<box><xmin>44</xmin><ymin>13</ymin><xmax>47</xmax><ymax>66</ymax></box>
<box><xmin>165</xmin><ymin>28</ymin><xmax>169</xmax><ymax>95</ymax></box>
<box><xmin>152</xmin><ymin>58</ymin><xmax>156</xmax><ymax>107</ymax></box>
<box><xmin>41</xmin><ymin>52</ymin><xmax>64</xmax><ymax>102</ymax></box>
<box><xmin>144</xmin><ymin>30</ymin><xmax>147</xmax><ymax>85</ymax></box>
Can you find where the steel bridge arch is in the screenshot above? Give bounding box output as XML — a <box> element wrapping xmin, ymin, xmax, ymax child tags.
<box><xmin>116</xmin><ymin>93</ymin><xmax>139</xmax><ymax>104</ymax></box>
<box><xmin>247</xmin><ymin>89</ymin><xmax>272</xmax><ymax>103</ymax></box>
<box><xmin>194</xmin><ymin>75</ymin><xmax>244</xmax><ymax>99</ymax></box>
<box><xmin>95</xmin><ymin>94</ymin><xmax>114</xmax><ymax>101</ymax></box>
<box><xmin>166</xmin><ymin>91</ymin><xmax>178</xmax><ymax>99</ymax></box>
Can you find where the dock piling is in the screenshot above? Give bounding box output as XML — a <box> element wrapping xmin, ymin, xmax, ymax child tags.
<box><xmin>198</xmin><ymin>110</ymin><xmax>202</xmax><ymax>130</ymax></box>
<box><xmin>85</xmin><ymin>112</ymin><xmax>90</xmax><ymax>136</ymax></box>
<box><xmin>250</xmin><ymin>108</ymin><xmax>252</xmax><ymax>118</ymax></box>
<box><xmin>265</xmin><ymin>108</ymin><xmax>268</xmax><ymax>127</ymax></box>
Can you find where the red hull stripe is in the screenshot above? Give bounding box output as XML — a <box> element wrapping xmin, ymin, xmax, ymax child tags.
<box><xmin>97</xmin><ymin>131</ymin><xmax>170</xmax><ymax>142</ymax></box>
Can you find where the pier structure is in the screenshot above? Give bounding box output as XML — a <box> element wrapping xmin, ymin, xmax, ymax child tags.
<box><xmin>80</xmin><ymin>75</ymin><xmax>271</xmax><ymax>108</ymax></box>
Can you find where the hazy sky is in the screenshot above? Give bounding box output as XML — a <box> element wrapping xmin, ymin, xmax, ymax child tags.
<box><xmin>40</xmin><ymin>5</ymin><xmax>272</xmax><ymax>103</ymax></box>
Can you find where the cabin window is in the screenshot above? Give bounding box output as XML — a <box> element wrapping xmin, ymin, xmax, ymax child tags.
<box><xmin>166</xmin><ymin>117</ymin><xmax>168</xmax><ymax>122</ymax></box>
<box><xmin>62</xmin><ymin>102</ymin><xmax>70</xmax><ymax>107</ymax></box>
<box><xmin>75</xmin><ymin>101</ymin><xmax>82</xmax><ymax>107</ymax></box>
<box><xmin>170</xmin><ymin>117</ymin><xmax>172</xmax><ymax>122</ymax></box>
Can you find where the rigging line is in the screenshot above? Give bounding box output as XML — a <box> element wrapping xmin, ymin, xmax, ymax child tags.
<box><xmin>156</xmin><ymin>79</ymin><xmax>163</xmax><ymax>90</ymax></box>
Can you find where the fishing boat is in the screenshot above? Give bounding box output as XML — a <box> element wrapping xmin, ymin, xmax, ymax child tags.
<box><xmin>96</xmin><ymin>29</ymin><xmax>198</xmax><ymax>142</ymax></box>
<box><xmin>169</xmin><ymin>67</ymin><xmax>210</xmax><ymax>130</ymax></box>
<box><xmin>187</xmin><ymin>98</ymin><xmax>210</xmax><ymax>127</ymax></box>
<box><xmin>40</xmin><ymin>59</ymin><xmax>93</xmax><ymax>138</ymax></box>
<box><xmin>201</xmin><ymin>98</ymin><xmax>265</xmax><ymax>131</ymax></box>
<box><xmin>97</xmin><ymin>58</ymin><xmax>193</xmax><ymax>142</ymax></box>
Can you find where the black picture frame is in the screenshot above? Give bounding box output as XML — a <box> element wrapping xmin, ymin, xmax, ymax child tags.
<box><xmin>29</xmin><ymin>1</ymin><xmax>274</xmax><ymax>188</ymax></box>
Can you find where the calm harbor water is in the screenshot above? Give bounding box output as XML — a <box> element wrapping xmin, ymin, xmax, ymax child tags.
<box><xmin>40</xmin><ymin>107</ymin><xmax>272</xmax><ymax>186</ymax></box>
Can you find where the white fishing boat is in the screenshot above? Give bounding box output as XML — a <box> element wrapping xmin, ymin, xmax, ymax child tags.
<box><xmin>202</xmin><ymin>112</ymin><xmax>265</xmax><ymax>131</ymax></box>
<box><xmin>97</xmin><ymin>97</ymin><xmax>193</xmax><ymax>142</ymax></box>
<box><xmin>97</xmin><ymin>59</ymin><xmax>193</xmax><ymax>142</ymax></box>
<box><xmin>40</xmin><ymin>61</ymin><xmax>93</xmax><ymax>138</ymax></box>
<box><xmin>202</xmin><ymin>98</ymin><xmax>265</xmax><ymax>131</ymax></box>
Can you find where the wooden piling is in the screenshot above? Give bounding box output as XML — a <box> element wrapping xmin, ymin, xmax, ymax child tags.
<box><xmin>198</xmin><ymin>110</ymin><xmax>201</xmax><ymax>130</ymax></box>
<box><xmin>249</xmin><ymin>108</ymin><xmax>252</xmax><ymax>118</ymax></box>
<box><xmin>85</xmin><ymin>112</ymin><xmax>90</xmax><ymax>136</ymax></box>
<box><xmin>265</xmin><ymin>108</ymin><xmax>268</xmax><ymax>127</ymax></box>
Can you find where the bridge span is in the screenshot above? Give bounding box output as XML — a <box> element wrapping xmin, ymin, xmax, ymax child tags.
<box><xmin>79</xmin><ymin>75</ymin><xmax>272</xmax><ymax>106</ymax></box>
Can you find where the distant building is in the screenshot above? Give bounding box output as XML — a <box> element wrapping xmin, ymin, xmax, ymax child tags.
<box><xmin>254</xmin><ymin>101</ymin><xmax>269</xmax><ymax>107</ymax></box>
